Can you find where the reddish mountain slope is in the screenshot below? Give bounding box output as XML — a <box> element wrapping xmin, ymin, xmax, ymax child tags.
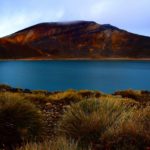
<box><xmin>0</xmin><ymin>21</ymin><xmax>150</xmax><ymax>59</ymax></box>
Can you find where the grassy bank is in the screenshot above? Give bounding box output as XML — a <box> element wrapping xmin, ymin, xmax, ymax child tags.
<box><xmin>0</xmin><ymin>84</ymin><xmax>149</xmax><ymax>150</ymax></box>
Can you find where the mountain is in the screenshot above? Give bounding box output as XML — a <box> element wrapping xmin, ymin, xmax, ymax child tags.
<box><xmin>0</xmin><ymin>21</ymin><xmax>150</xmax><ymax>59</ymax></box>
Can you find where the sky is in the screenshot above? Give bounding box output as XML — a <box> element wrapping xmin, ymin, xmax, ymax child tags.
<box><xmin>0</xmin><ymin>0</ymin><xmax>149</xmax><ymax>37</ymax></box>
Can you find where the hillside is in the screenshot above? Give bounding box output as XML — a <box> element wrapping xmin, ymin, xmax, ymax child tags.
<box><xmin>0</xmin><ymin>21</ymin><xmax>150</xmax><ymax>59</ymax></box>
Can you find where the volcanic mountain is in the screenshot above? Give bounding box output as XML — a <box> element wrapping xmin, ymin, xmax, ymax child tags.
<box><xmin>0</xmin><ymin>21</ymin><xmax>150</xmax><ymax>59</ymax></box>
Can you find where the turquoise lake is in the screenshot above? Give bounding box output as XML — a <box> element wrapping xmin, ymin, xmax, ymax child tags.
<box><xmin>0</xmin><ymin>60</ymin><xmax>150</xmax><ymax>93</ymax></box>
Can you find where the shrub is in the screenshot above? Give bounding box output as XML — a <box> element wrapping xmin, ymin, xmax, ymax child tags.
<box><xmin>132</xmin><ymin>106</ymin><xmax>150</xmax><ymax>134</ymax></box>
<box><xmin>49</xmin><ymin>89</ymin><xmax>82</xmax><ymax>102</ymax></box>
<box><xmin>58</xmin><ymin>96</ymin><xmax>136</xmax><ymax>147</ymax></box>
<box><xmin>100</xmin><ymin>103</ymin><xmax>150</xmax><ymax>150</ymax></box>
<box><xmin>24</xmin><ymin>93</ymin><xmax>48</xmax><ymax>104</ymax></box>
<box><xmin>101</xmin><ymin>122</ymin><xmax>150</xmax><ymax>150</ymax></box>
<box><xmin>0</xmin><ymin>84</ymin><xmax>12</xmax><ymax>91</ymax></box>
<box><xmin>78</xmin><ymin>90</ymin><xmax>101</xmax><ymax>98</ymax></box>
<box><xmin>0</xmin><ymin>93</ymin><xmax>45</xmax><ymax>149</ymax></box>
<box><xmin>114</xmin><ymin>89</ymin><xmax>150</xmax><ymax>105</ymax></box>
<box><xmin>32</xmin><ymin>90</ymin><xmax>48</xmax><ymax>95</ymax></box>
<box><xmin>17</xmin><ymin>137</ymin><xmax>88</xmax><ymax>150</ymax></box>
<box><xmin>113</xmin><ymin>89</ymin><xmax>141</xmax><ymax>100</ymax></box>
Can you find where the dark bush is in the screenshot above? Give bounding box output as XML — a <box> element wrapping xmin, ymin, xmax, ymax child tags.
<box><xmin>78</xmin><ymin>90</ymin><xmax>101</xmax><ymax>98</ymax></box>
<box><xmin>113</xmin><ymin>89</ymin><xmax>141</xmax><ymax>100</ymax></box>
<box><xmin>0</xmin><ymin>84</ymin><xmax>12</xmax><ymax>91</ymax></box>
<box><xmin>0</xmin><ymin>93</ymin><xmax>45</xmax><ymax>149</ymax></box>
<box><xmin>101</xmin><ymin>124</ymin><xmax>150</xmax><ymax>150</ymax></box>
<box><xmin>114</xmin><ymin>89</ymin><xmax>150</xmax><ymax>104</ymax></box>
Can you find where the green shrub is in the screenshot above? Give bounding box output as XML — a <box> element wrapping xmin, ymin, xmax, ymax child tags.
<box><xmin>0</xmin><ymin>93</ymin><xmax>45</xmax><ymax>149</ymax></box>
<box><xmin>58</xmin><ymin>96</ymin><xmax>136</xmax><ymax>147</ymax></box>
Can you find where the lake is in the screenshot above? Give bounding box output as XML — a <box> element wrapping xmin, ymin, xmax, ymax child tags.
<box><xmin>0</xmin><ymin>60</ymin><xmax>150</xmax><ymax>93</ymax></box>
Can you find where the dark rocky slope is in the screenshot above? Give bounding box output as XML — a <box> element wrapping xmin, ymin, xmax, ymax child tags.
<box><xmin>0</xmin><ymin>21</ymin><xmax>150</xmax><ymax>59</ymax></box>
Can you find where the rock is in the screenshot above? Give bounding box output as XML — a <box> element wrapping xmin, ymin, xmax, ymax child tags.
<box><xmin>45</xmin><ymin>102</ymin><xmax>53</xmax><ymax>109</ymax></box>
<box><xmin>63</xmin><ymin>105</ymin><xmax>70</xmax><ymax>110</ymax></box>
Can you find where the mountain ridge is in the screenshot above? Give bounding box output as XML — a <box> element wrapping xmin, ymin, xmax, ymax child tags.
<box><xmin>0</xmin><ymin>21</ymin><xmax>150</xmax><ymax>59</ymax></box>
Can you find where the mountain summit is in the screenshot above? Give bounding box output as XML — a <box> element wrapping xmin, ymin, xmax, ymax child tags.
<box><xmin>0</xmin><ymin>21</ymin><xmax>150</xmax><ymax>59</ymax></box>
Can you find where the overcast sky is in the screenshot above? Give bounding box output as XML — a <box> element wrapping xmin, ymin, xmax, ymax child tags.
<box><xmin>0</xmin><ymin>0</ymin><xmax>149</xmax><ymax>37</ymax></box>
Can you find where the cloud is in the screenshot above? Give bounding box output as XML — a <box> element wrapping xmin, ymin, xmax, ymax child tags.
<box><xmin>0</xmin><ymin>0</ymin><xmax>150</xmax><ymax>37</ymax></box>
<box><xmin>0</xmin><ymin>0</ymin><xmax>65</xmax><ymax>37</ymax></box>
<box><xmin>89</xmin><ymin>0</ymin><xmax>150</xmax><ymax>35</ymax></box>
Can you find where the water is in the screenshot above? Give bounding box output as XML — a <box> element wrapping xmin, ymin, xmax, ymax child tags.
<box><xmin>0</xmin><ymin>60</ymin><xmax>150</xmax><ymax>93</ymax></box>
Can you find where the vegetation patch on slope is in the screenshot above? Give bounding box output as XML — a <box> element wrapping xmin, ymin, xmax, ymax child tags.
<box><xmin>0</xmin><ymin>84</ymin><xmax>149</xmax><ymax>150</ymax></box>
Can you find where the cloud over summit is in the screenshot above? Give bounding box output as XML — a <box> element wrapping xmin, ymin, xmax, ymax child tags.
<box><xmin>0</xmin><ymin>0</ymin><xmax>149</xmax><ymax>37</ymax></box>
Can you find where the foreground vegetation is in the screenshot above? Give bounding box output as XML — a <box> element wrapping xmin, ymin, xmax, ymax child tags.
<box><xmin>0</xmin><ymin>84</ymin><xmax>149</xmax><ymax>150</ymax></box>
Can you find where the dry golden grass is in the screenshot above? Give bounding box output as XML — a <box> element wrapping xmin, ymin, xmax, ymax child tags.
<box><xmin>17</xmin><ymin>137</ymin><xmax>89</xmax><ymax>150</ymax></box>
<box><xmin>48</xmin><ymin>89</ymin><xmax>82</xmax><ymax>102</ymax></box>
<box><xmin>0</xmin><ymin>92</ymin><xmax>45</xmax><ymax>149</ymax></box>
<box><xmin>101</xmin><ymin>106</ymin><xmax>150</xmax><ymax>150</ymax></box>
<box><xmin>0</xmin><ymin>85</ymin><xmax>149</xmax><ymax>150</ymax></box>
<box><xmin>58</xmin><ymin>96</ymin><xmax>138</xmax><ymax>147</ymax></box>
<box><xmin>114</xmin><ymin>89</ymin><xmax>150</xmax><ymax>104</ymax></box>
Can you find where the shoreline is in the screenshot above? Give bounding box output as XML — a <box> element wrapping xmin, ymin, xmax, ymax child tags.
<box><xmin>1</xmin><ymin>57</ymin><xmax>150</xmax><ymax>61</ymax></box>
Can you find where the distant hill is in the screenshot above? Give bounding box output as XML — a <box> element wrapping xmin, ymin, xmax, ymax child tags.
<box><xmin>0</xmin><ymin>21</ymin><xmax>150</xmax><ymax>59</ymax></box>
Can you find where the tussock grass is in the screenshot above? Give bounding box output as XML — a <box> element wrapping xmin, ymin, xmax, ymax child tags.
<box><xmin>32</xmin><ymin>90</ymin><xmax>49</xmax><ymax>94</ymax></box>
<box><xmin>114</xmin><ymin>89</ymin><xmax>150</xmax><ymax>104</ymax></box>
<box><xmin>22</xmin><ymin>89</ymin><xmax>102</xmax><ymax>104</ymax></box>
<box><xmin>48</xmin><ymin>89</ymin><xmax>82</xmax><ymax>102</ymax></box>
<box><xmin>0</xmin><ymin>92</ymin><xmax>45</xmax><ymax>149</ymax></box>
<box><xmin>24</xmin><ymin>89</ymin><xmax>83</xmax><ymax>105</ymax></box>
<box><xmin>0</xmin><ymin>85</ymin><xmax>149</xmax><ymax>149</ymax></box>
<box><xmin>24</xmin><ymin>93</ymin><xmax>48</xmax><ymax>104</ymax></box>
<box><xmin>78</xmin><ymin>90</ymin><xmax>102</xmax><ymax>98</ymax></box>
<box><xmin>114</xmin><ymin>89</ymin><xmax>141</xmax><ymax>98</ymax></box>
<box><xmin>101</xmin><ymin>125</ymin><xmax>150</xmax><ymax>150</ymax></box>
<box><xmin>58</xmin><ymin>96</ymin><xmax>138</xmax><ymax>147</ymax></box>
<box><xmin>100</xmin><ymin>104</ymin><xmax>150</xmax><ymax>149</ymax></box>
<box><xmin>17</xmin><ymin>137</ymin><xmax>89</xmax><ymax>150</ymax></box>
<box><xmin>132</xmin><ymin>105</ymin><xmax>150</xmax><ymax>132</ymax></box>
<box><xmin>0</xmin><ymin>84</ymin><xmax>12</xmax><ymax>91</ymax></box>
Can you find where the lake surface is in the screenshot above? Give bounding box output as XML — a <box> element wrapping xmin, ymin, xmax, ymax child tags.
<box><xmin>0</xmin><ymin>60</ymin><xmax>150</xmax><ymax>93</ymax></box>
